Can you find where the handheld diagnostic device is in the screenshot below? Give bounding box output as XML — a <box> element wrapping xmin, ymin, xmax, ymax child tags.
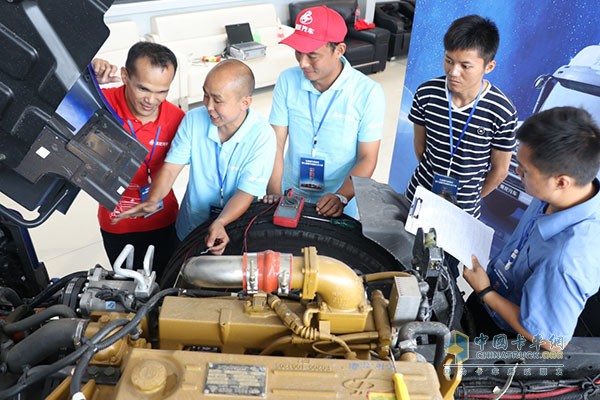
<box><xmin>273</xmin><ymin>193</ymin><xmax>305</xmax><ymax>228</ymax></box>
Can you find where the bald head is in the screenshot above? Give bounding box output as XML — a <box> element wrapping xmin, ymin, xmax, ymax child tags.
<box><xmin>205</xmin><ymin>59</ymin><xmax>255</xmax><ymax>99</ymax></box>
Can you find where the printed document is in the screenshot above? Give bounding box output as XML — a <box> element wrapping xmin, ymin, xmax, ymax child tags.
<box><xmin>405</xmin><ymin>186</ymin><xmax>494</xmax><ymax>269</ymax></box>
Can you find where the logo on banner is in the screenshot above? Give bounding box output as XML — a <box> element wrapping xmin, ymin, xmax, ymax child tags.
<box><xmin>447</xmin><ymin>330</ymin><xmax>469</xmax><ymax>363</ymax></box>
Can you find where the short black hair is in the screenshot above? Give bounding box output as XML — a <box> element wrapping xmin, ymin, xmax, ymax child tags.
<box><xmin>125</xmin><ymin>41</ymin><xmax>178</xmax><ymax>75</ymax></box>
<box><xmin>444</xmin><ymin>15</ymin><xmax>499</xmax><ymax>64</ymax></box>
<box><xmin>517</xmin><ymin>106</ymin><xmax>600</xmax><ymax>185</ymax></box>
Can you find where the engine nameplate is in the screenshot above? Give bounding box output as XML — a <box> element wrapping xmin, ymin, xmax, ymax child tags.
<box><xmin>205</xmin><ymin>363</ymin><xmax>266</xmax><ymax>397</ymax></box>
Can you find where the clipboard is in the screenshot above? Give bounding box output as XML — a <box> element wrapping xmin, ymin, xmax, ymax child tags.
<box><xmin>405</xmin><ymin>186</ymin><xmax>494</xmax><ymax>270</ymax></box>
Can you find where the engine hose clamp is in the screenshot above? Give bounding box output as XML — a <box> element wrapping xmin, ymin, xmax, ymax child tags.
<box><xmin>73</xmin><ymin>319</ymin><xmax>90</xmax><ymax>348</ymax></box>
<box><xmin>277</xmin><ymin>253</ymin><xmax>292</xmax><ymax>295</ymax></box>
<box><xmin>278</xmin><ymin>270</ymin><xmax>290</xmax><ymax>295</ymax></box>
<box><xmin>398</xmin><ymin>338</ymin><xmax>417</xmax><ymax>352</ymax></box>
<box><xmin>246</xmin><ymin>255</ymin><xmax>259</xmax><ymax>294</ymax></box>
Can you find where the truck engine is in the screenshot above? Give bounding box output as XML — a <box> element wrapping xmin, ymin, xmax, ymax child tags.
<box><xmin>1</xmin><ymin>1</ymin><xmax>599</xmax><ymax>400</ymax></box>
<box><xmin>0</xmin><ymin>206</ymin><xmax>461</xmax><ymax>399</ymax></box>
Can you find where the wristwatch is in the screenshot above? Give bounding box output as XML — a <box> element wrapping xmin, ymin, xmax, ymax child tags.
<box><xmin>335</xmin><ymin>193</ymin><xmax>348</xmax><ymax>205</ymax></box>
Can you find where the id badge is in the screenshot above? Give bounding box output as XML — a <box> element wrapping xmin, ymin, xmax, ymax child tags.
<box><xmin>432</xmin><ymin>173</ymin><xmax>458</xmax><ymax>204</ymax></box>
<box><xmin>139</xmin><ymin>185</ymin><xmax>164</xmax><ymax>218</ymax></box>
<box><xmin>209</xmin><ymin>204</ymin><xmax>223</xmax><ymax>220</ymax></box>
<box><xmin>490</xmin><ymin>259</ymin><xmax>513</xmax><ymax>294</ymax></box>
<box><xmin>299</xmin><ymin>156</ymin><xmax>325</xmax><ymax>192</ymax></box>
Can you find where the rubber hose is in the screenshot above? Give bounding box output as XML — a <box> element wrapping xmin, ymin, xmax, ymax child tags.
<box><xmin>28</xmin><ymin>271</ymin><xmax>88</xmax><ymax>309</ymax></box>
<box><xmin>70</xmin><ymin>288</ymin><xmax>181</xmax><ymax>397</ymax></box>
<box><xmin>0</xmin><ymin>287</ymin><xmax>24</xmax><ymax>307</ymax></box>
<box><xmin>5</xmin><ymin>318</ymin><xmax>85</xmax><ymax>373</ymax></box>
<box><xmin>70</xmin><ymin>346</ymin><xmax>96</xmax><ymax>400</ymax></box>
<box><xmin>0</xmin><ymin>304</ymin><xmax>31</xmax><ymax>343</ymax></box>
<box><xmin>3</xmin><ymin>304</ymin><xmax>77</xmax><ymax>336</ymax></box>
<box><xmin>6</xmin><ymin>304</ymin><xmax>31</xmax><ymax>323</ymax></box>
<box><xmin>0</xmin><ymin>318</ymin><xmax>129</xmax><ymax>400</ymax></box>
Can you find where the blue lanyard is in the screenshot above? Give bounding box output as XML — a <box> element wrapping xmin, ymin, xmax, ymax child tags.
<box><xmin>308</xmin><ymin>91</ymin><xmax>339</xmax><ymax>157</ymax></box>
<box><xmin>127</xmin><ymin>119</ymin><xmax>161</xmax><ymax>181</ymax></box>
<box><xmin>214</xmin><ymin>141</ymin><xmax>239</xmax><ymax>206</ymax></box>
<box><xmin>447</xmin><ymin>81</ymin><xmax>484</xmax><ymax>173</ymax></box>
<box><xmin>504</xmin><ymin>202</ymin><xmax>546</xmax><ymax>270</ymax></box>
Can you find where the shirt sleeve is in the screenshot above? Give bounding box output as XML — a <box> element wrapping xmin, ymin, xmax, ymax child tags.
<box><xmin>357</xmin><ymin>82</ymin><xmax>385</xmax><ymax>142</ymax></box>
<box><xmin>165</xmin><ymin>109</ymin><xmax>196</xmax><ymax>165</ymax></box>
<box><xmin>491</xmin><ymin>98</ymin><xmax>518</xmax><ymax>152</ymax></box>
<box><xmin>408</xmin><ymin>87</ymin><xmax>426</xmax><ymax>126</ymax></box>
<box><xmin>519</xmin><ymin>246</ymin><xmax>591</xmax><ymax>344</ymax></box>
<box><xmin>237</xmin><ymin>125</ymin><xmax>277</xmax><ymax>197</ymax></box>
<box><xmin>269</xmin><ymin>73</ymin><xmax>290</xmax><ymax>127</ymax></box>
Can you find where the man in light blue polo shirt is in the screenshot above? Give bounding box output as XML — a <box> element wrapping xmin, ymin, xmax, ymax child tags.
<box><xmin>267</xmin><ymin>6</ymin><xmax>385</xmax><ymax>218</ymax></box>
<box><xmin>463</xmin><ymin>107</ymin><xmax>600</xmax><ymax>350</ymax></box>
<box><xmin>113</xmin><ymin>59</ymin><xmax>276</xmax><ymax>254</ymax></box>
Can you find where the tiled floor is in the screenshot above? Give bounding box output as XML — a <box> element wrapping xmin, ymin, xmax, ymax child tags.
<box><xmin>28</xmin><ymin>57</ymin><xmax>407</xmax><ymax>278</ymax></box>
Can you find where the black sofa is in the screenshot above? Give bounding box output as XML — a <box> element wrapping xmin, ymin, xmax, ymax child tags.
<box><xmin>374</xmin><ymin>0</ymin><xmax>415</xmax><ymax>59</ymax></box>
<box><xmin>288</xmin><ymin>0</ymin><xmax>390</xmax><ymax>74</ymax></box>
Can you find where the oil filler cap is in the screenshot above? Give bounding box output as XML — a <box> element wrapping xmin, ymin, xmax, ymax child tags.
<box><xmin>131</xmin><ymin>360</ymin><xmax>168</xmax><ymax>393</ymax></box>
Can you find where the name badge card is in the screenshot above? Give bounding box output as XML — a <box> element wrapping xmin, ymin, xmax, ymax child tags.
<box><xmin>432</xmin><ymin>173</ymin><xmax>458</xmax><ymax>205</ymax></box>
<box><xmin>299</xmin><ymin>157</ymin><xmax>325</xmax><ymax>192</ymax></box>
<box><xmin>139</xmin><ymin>185</ymin><xmax>164</xmax><ymax>218</ymax></box>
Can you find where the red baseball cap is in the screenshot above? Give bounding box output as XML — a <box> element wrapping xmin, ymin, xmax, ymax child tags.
<box><xmin>280</xmin><ymin>6</ymin><xmax>347</xmax><ymax>53</ymax></box>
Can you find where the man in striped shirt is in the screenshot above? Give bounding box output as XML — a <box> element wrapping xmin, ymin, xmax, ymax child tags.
<box><xmin>406</xmin><ymin>15</ymin><xmax>518</xmax><ymax>218</ymax></box>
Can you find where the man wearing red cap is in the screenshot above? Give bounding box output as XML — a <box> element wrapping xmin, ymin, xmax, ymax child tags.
<box><xmin>267</xmin><ymin>6</ymin><xmax>385</xmax><ymax>218</ymax></box>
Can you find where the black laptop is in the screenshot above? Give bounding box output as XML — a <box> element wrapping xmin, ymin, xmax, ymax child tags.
<box><xmin>225</xmin><ymin>23</ymin><xmax>266</xmax><ymax>59</ymax></box>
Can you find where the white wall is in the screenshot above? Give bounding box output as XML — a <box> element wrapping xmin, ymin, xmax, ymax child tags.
<box><xmin>105</xmin><ymin>0</ymin><xmax>293</xmax><ymax>35</ymax></box>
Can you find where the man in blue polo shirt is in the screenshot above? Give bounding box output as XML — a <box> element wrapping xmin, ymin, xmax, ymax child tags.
<box><xmin>113</xmin><ymin>59</ymin><xmax>276</xmax><ymax>255</ymax></box>
<box><xmin>267</xmin><ymin>6</ymin><xmax>385</xmax><ymax>218</ymax></box>
<box><xmin>463</xmin><ymin>107</ymin><xmax>600</xmax><ymax>350</ymax></box>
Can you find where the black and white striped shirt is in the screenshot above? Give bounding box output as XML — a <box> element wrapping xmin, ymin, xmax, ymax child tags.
<box><xmin>406</xmin><ymin>76</ymin><xmax>517</xmax><ymax>218</ymax></box>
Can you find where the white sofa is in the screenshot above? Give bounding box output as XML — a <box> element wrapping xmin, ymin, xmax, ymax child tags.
<box><xmin>146</xmin><ymin>3</ymin><xmax>297</xmax><ymax>109</ymax></box>
<box><xmin>96</xmin><ymin>21</ymin><xmax>140</xmax><ymax>65</ymax></box>
<box><xmin>95</xmin><ymin>20</ymin><xmax>182</xmax><ymax>105</ymax></box>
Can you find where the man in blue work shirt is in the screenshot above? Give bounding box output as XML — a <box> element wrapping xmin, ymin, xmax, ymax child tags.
<box><xmin>463</xmin><ymin>107</ymin><xmax>600</xmax><ymax>350</ymax></box>
<box><xmin>113</xmin><ymin>59</ymin><xmax>276</xmax><ymax>255</ymax></box>
<box><xmin>267</xmin><ymin>6</ymin><xmax>385</xmax><ymax>218</ymax></box>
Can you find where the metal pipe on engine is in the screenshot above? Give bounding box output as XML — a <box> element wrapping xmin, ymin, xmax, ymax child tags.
<box><xmin>267</xmin><ymin>294</ymin><xmax>357</xmax><ymax>359</ymax></box>
<box><xmin>180</xmin><ymin>247</ymin><xmax>366</xmax><ymax>313</ymax></box>
<box><xmin>113</xmin><ymin>244</ymin><xmax>148</xmax><ymax>290</ymax></box>
<box><xmin>298</xmin><ymin>249</ymin><xmax>365</xmax><ymax>312</ymax></box>
<box><xmin>371</xmin><ymin>289</ymin><xmax>392</xmax><ymax>358</ymax></box>
<box><xmin>398</xmin><ymin>321</ymin><xmax>451</xmax><ymax>368</ymax></box>
<box><xmin>180</xmin><ymin>255</ymin><xmax>245</xmax><ymax>288</ymax></box>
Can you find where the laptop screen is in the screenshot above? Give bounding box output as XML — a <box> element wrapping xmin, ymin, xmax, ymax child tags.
<box><xmin>225</xmin><ymin>23</ymin><xmax>254</xmax><ymax>45</ymax></box>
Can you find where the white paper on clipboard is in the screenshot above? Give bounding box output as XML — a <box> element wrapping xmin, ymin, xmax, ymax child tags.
<box><xmin>405</xmin><ymin>186</ymin><xmax>495</xmax><ymax>269</ymax></box>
